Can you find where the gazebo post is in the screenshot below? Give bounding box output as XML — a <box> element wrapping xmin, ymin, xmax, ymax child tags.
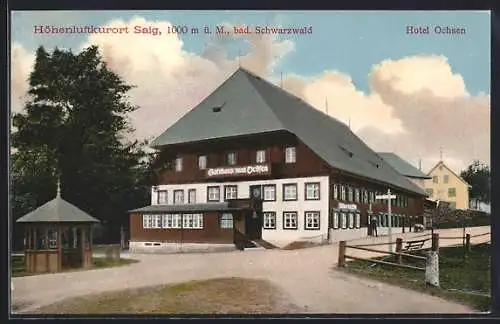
<box><xmin>57</xmin><ymin>224</ymin><xmax>62</xmax><ymax>272</ymax></box>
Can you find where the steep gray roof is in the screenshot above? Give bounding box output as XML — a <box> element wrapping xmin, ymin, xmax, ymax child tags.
<box><xmin>129</xmin><ymin>203</ymin><xmax>240</xmax><ymax>213</ymax></box>
<box><xmin>377</xmin><ymin>152</ymin><xmax>431</xmax><ymax>179</ymax></box>
<box><xmin>16</xmin><ymin>193</ymin><xmax>100</xmax><ymax>223</ymax></box>
<box><xmin>151</xmin><ymin>68</ymin><xmax>425</xmax><ymax>196</ymax></box>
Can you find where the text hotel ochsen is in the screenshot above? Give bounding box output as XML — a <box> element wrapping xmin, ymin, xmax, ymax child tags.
<box><xmin>406</xmin><ymin>25</ymin><xmax>467</xmax><ymax>35</ymax></box>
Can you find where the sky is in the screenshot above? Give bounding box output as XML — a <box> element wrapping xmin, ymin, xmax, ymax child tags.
<box><xmin>10</xmin><ymin>10</ymin><xmax>491</xmax><ymax>173</ymax></box>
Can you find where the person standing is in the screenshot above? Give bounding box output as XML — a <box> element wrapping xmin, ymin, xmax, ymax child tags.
<box><xmin>370</xmin><ymin>215</ymin><xmax>378</xmax><ymax>237</ymax></box>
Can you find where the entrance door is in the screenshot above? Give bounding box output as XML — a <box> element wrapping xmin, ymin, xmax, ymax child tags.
<box><xmin>245</xmin><ymin>210</ymin><xmax>262</xmax><ymax>240</ymax></box>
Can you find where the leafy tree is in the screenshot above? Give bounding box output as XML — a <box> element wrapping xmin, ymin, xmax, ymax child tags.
<box><xmin>11</xmin><ymin>45</ymin><xmax>151</xmax><ymax>244</ymax></box>
<box><xmin>460</xmin><ymin>160</ymin><xmax>490</xmax><ymax>204</ymax></box>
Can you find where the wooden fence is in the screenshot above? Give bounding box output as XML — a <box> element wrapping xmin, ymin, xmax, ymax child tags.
<box><xmin>337</xmin><ymin>230</ymin><xmax>490</xmax><ymax>270</ymax></box>
<box><xmin>338</xmin><ymin>234</ymin><xmax>439</xmax><ymax>271</ymax></box>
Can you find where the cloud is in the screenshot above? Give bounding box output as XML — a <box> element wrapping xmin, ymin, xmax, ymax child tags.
<box><xmin>10</xmin><ymin>16</ymin><xmax>490</xmax><ymax>173</ymax></box>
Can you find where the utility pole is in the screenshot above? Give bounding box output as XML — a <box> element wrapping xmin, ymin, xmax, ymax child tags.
<box><xmin>325</xmin><ymin>97</ymin><xmax>329</xmax><ymax>114</ymax></box>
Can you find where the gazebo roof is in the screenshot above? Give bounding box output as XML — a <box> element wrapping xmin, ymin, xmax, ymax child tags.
<box><xmin>16</xmin><ymin>185</ymin><xmax>99</xmax><ymax>224</ymax></box>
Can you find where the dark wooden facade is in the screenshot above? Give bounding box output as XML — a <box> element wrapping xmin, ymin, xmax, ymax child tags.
<box><xmin>152</xmin><ymin>131</ymin><xmax>331</xmax><ymax>185</ymax></box>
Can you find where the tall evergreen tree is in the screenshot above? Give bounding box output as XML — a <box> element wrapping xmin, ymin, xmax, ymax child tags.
<box><xmin>11</xmin><ymin>45</ymin><xmax>151</xmax><ymax>244</ymax></box>
<box><xmin>460</xmin><ymin>160</ymin><xmax>491</xmax><ymax>204</ymax></box>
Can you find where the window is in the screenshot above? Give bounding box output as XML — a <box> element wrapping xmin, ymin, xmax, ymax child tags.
<box><xmin>283</xmin><ymin>184</ymin><xmax>298</xmax><ymax>201</ymax></box>
<box><xmin>362</xmin><ymin>189</ymin><xmax>368</xmax><ymax>204</ymax></box>
<box><xmin>224</xmin><ymin>185</ymin><xmax>238</xmax><ymax>200</ymax></box>
<box><xmin>175</xmin><ymin>157</ymin><xmax>183</xmax><ymax>172</ymax></box>
<box><xmin>173</xmin><ymin>190</ymin><xmax>184</xmax><ymax>204</ymax></box>
<box><xmin>256</xmin><ymin>150</ymin><xmax>266</xmax><ymax>163</ymax></box>
<box><xmin>198</xmin><ymin>155</ymin><xmax>207</xmax><ymax>170</ymax></box>
<box><xmin>448</xmin><ymin>188</ymin><xmax>456</xmax><ymax>198</ymax></box>
<box><xmin>355</xmin><ymin>213</ymin><xmax>361</xmax><ymax>228</ymax></box>
<box><xmin>157</xmin><ymin>190</ymin><xmax>167</xmax><ymax>205</ymax></box>
<box><xmin>227</xmin><ymin>152</ymin><xmax>237</xmax><ymax>165</ymax></box>
<box><xmin>425</xmin><ymin>188</ymin><xmax>433</xmax><ymax>196</ymax></box>
<box><xmin>304</xmin><ymin>211</ymin><xmax>320</xmax><ymax>230</ymax></box>
<box><xmin>333</xmin><ymin>184</ymin><xmax>339</xmax><ymax>200</ymax></box>
<box><xmin>263</xmin><ymin>212</ymin><xmax>276</xmax><ymax>229</ymax></box>
<box><xmin>142</xmin><ymin>214</ymin><xmax>162</xmax><ymax>229</ymax></box>
<box><xmin>188</xmin><ymin>189</ymin><xmax>196</xmax><ymax>204</ymax></box>
<box><xmin>433</xmin><ymin>176</ymin><xmax>438</xmax><ymax>183</ymax></box>
<box><xmin>207</xmin><ymin>186</ymin><xmax>221</xmax><ymax>202</ymax></box>
<box><xmin>162</xmin><ymin>214</ymin><xmax>182</xmax><ymax>229</ymax></box>
<box><xmin>404</xmin><ymin>196</ymin><xmax>408</xmax><ymax>207</ymax></box>
<box><xmin>347</xmin><ymin>187</ymin><xmax>353</xmax><ymax>202</ymax></box>
<box><xmin>305</xmin><ymin>183</ymin><xmax>320</xmax><ymax>200</ymax></box>
<box><xmin>220</xmin><ymin>213</ymin><xmax>233</xmax><ymax>229</ymax></box>
<box><xmin>340</xmin><ymin>185</ymin><xmax>346</xmax><ymax>201</ymax></box>
<box><xmin>369</xmin><ymin>191</ymin><xmax>375</xmax><ymax>203</ymax></box>
<box><xmin>348</xmin><ymin>213</ymin><xmax>354</xmax><ymax>228</ymax></box>
<box><xmin>48</xmin><ymin>228</ymin><xmax>57</xmax><ymax>249</ymax></box>
<box><xmin>263</xmin><ymin>185</ymin><xmax>276</xmax><ymax>201</ymax></box>
<box><xmin>354</xmin><ymin>188</ymin><xmax>360</xmax><ymax>203</ymax></box>
<box><xmin>384</xmin><ymin>214</ymin><xmax>389</xmax><ymax>227</ymax></box>
<box><xmin>284</xmin><ymin>146</ymin><xmax>296</xmax><ymax>164</ymax></box>
<box><xmin>182</xmin><ymin>214</ymin><xmax>204</xmax><ymax>229</ymax></box>
<box><xmin>341</xmin><ymin>212</ymin><xmax>347</xmax><ymax>229</ymax></box>
<box><xmin>283</xmin><ymin>212</ymin><xmax>298</xmax><ymax>229</ymax></box>
<box><xmin>443</xmin><ymin>175</ymin><xmax>449</xmax><ymax>184</ymax></box>
<box><xmin>333</xmin><ymin>211</ymin><xmax>339</xmax><ymax>229</ymax></box>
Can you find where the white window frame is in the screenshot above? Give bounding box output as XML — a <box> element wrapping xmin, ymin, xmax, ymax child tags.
<box><xmin>220</xmin><ymin>213</ymin><xmax>234</xmax><ymax>229</ymax></box>
<box><xmin>305</xmin><ymin>183</ymin><xmax>320</xmax><ymax>200</ymax></box>
<box><xmin>362</xmin><ymin>189</ymin><xmax>368</xmax><ymax>203</ymax></box>
<box><xmin>341</xmin><ymin>212</ymin><xmax>347</xmax><ymax>229</ymax></box>
<box><xmin>333</xmin><ymin>211</ymin><xmax>339</xmax><ymax>229</ymax></box>
<box><xmin>181</xmin><ymin>213</ymin><xmax>203</xmax><ymax>229</ymax></box>
<box><xmin>173</xmin><ymin>190</ymin><xmax>184</xmax><ymax>204</ymax></box>
<box><xmin>304</xmin><ymin>211</ymin><xmax>320</xmax><ymax>230</ymax></box>
<box><xmin>256</xmin><ymin>150</ymin><xmax>266</xmax><ymax>163</ymax></box>
<box><xmin>227</xmin><ymin>152</ymin><xmax>237</xmax><ymax>165</ymax></box>
<box><xmin>224</xmin><ymin>185</ymin><xmax>238</xmax><ymax>200</ymax></box>
<box><xmin>175</xmin><ymin>157</ymin><xmax>183</xmax><ymax>172</ymax></box>
<box><xmin>263</xmin><ymin>185</ymin><xmax>276</xmax><ymax>201</ymax></box>
<box><xmin>355</xmin><ymin>213</ymin><xmax>361</xmax><ymax>228</ymax></box>
<box><xmin>207</xmin><ymin>186</ymin><xmax>220</xmax><ymax>202</ymax></box>
<box><xmin>284</xmin><ymin>146</ymin><xmax>296</xmax><ymax>164</ymax></box>
<box><xmin>143</xmin><ymin>214</ymin><xmax>151</xmax><ymax>229</ymax></box>
<box><xmin>283</xmin><ymin>212</ymin><xmax>298</xmax><ymax>229</ymax></box>
<box><xmin>348</xmin><ymin>213</ymin><xmax>354</xmax><ymax>229</ymax></box>
<box><xmin>172</xmin><ymin>214</ymin><xmax>181</xmax><ymax>228</ymax></box>
<box><xmin>354</xmin><ymin>188</ymin><xmax>360</xmax><ymax>203</ymax></box>
<box><xmin>157</xmin><ymin>190</ymin><xmax>168</xmax><ymax>205</ymax></box>
<box><xmin>263</xmin><ymin>212</ymin><xmax>276</xmax><ymax>229</ymax></box>
<box><xmin>283</xmin><ymin>184</ymin><xmax>298</xmax><ymax>201</ymax></box>
<box><xmin>347</xmin><ymin>187</ymin><xmax>353</xmax><ymax>202</ymax></box>
<box><xmin>188</xmin><ymin>189</ymin><xmax>196</xmax><ymax>204</ymax></box>
<box><xmin>333</xmin><ymin>184</ymin><xmax>338</xmax><ymax>200</ymax></box>
<box><xmin>198</xmin><ymin>155</ymin><xmax>207</xmax><ymax>170</ymax></box>
<box><xmin>340</xmin><ymin>185</ymin><xmax>346</xmax><ymax>201</ymax></box>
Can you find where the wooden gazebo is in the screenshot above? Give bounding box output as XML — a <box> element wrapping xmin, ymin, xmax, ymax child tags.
<box><xmin>16</xmin><ymin>183</ymin><xmax>100</xmax><ymax>274</ymax></box>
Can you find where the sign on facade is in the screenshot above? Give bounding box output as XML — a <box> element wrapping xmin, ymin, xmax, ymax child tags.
<box><xmin>206</xmin><ymin>164</ymin><xmax>271</xmax><ymax>178</ymax></box>
<box><xmin>376</xmin><ymin>194</ymin><xmax>396</xmax><ymax>200</ymax></box>
<box><xmin>338</xmin><ymin>202</ymin><xmax>358</xmax><ymax>210</ymax></box>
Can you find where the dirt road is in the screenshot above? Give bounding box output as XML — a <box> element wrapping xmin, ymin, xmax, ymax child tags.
<box><xmin>11</xmin><ymin>226</ymin><xmax>490</xmax><ymax>314</ymax></box>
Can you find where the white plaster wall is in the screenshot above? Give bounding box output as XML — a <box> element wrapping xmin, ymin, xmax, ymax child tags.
<box><xmin>154</xmin><ymin>176</ymin><xmax>330</xmax><ymax>245</ymax></box>
<box><xmin>129</xmin><ymin>241</ymin><xmax>236</xmax><ymax>254</ymax></box>
<box><xmin>329</xmin><ymin>227</ymin><xmax>404</xmax><ymax>243</ymax></box>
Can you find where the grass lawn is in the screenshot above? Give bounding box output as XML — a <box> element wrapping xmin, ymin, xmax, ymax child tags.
<box><xmin>343</xmin><ymin>243</ymin><xmax>491</xmax><ymax>312</ymax></box>
<box><xmin>30</xmin><ymin>277</ymin><xmax>300</xmax><ymax>314</ymax></box>
<box><xmin>12</xmin><ymin>255</ymin><xmax>138</xmax><ymax>277</ymax></box>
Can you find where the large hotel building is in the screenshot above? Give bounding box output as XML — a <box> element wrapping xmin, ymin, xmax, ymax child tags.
<box><xmin>128</xmin><ymin>68</ymin><xmax>426</xmax><ymax>253</ymax></box>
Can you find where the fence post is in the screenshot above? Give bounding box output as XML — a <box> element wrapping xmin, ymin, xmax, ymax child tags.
<box><xmin>465</xmin><ymin>234</ymin><xmax>471</xmax><ymax>252</ymax></box>
<box><xmin>395</xmin><ymin>238</ymin><xmax>403</xmax><ymax>264</ymax></box>
<box><xmin>425</xmin><ymin>233</ymin><xmax>440</xmax><ymax>287</ymax></box>
<box><xmin>338</xmin><ymin>241</ymin><xmax>346</xmax><ymax>268</ymax></box>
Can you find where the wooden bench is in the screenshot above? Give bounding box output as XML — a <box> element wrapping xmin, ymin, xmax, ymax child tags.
<box><xmin>402</xmin><ymin>239</ymin><xmax>425</xmax><ymax>251</ymax></box>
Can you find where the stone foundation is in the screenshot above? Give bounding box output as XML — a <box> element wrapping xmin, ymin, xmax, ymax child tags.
<box><xmin>129</xmin><ymin>241</ymin><xmax>237</xmax><ymax>254</ymax></box>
